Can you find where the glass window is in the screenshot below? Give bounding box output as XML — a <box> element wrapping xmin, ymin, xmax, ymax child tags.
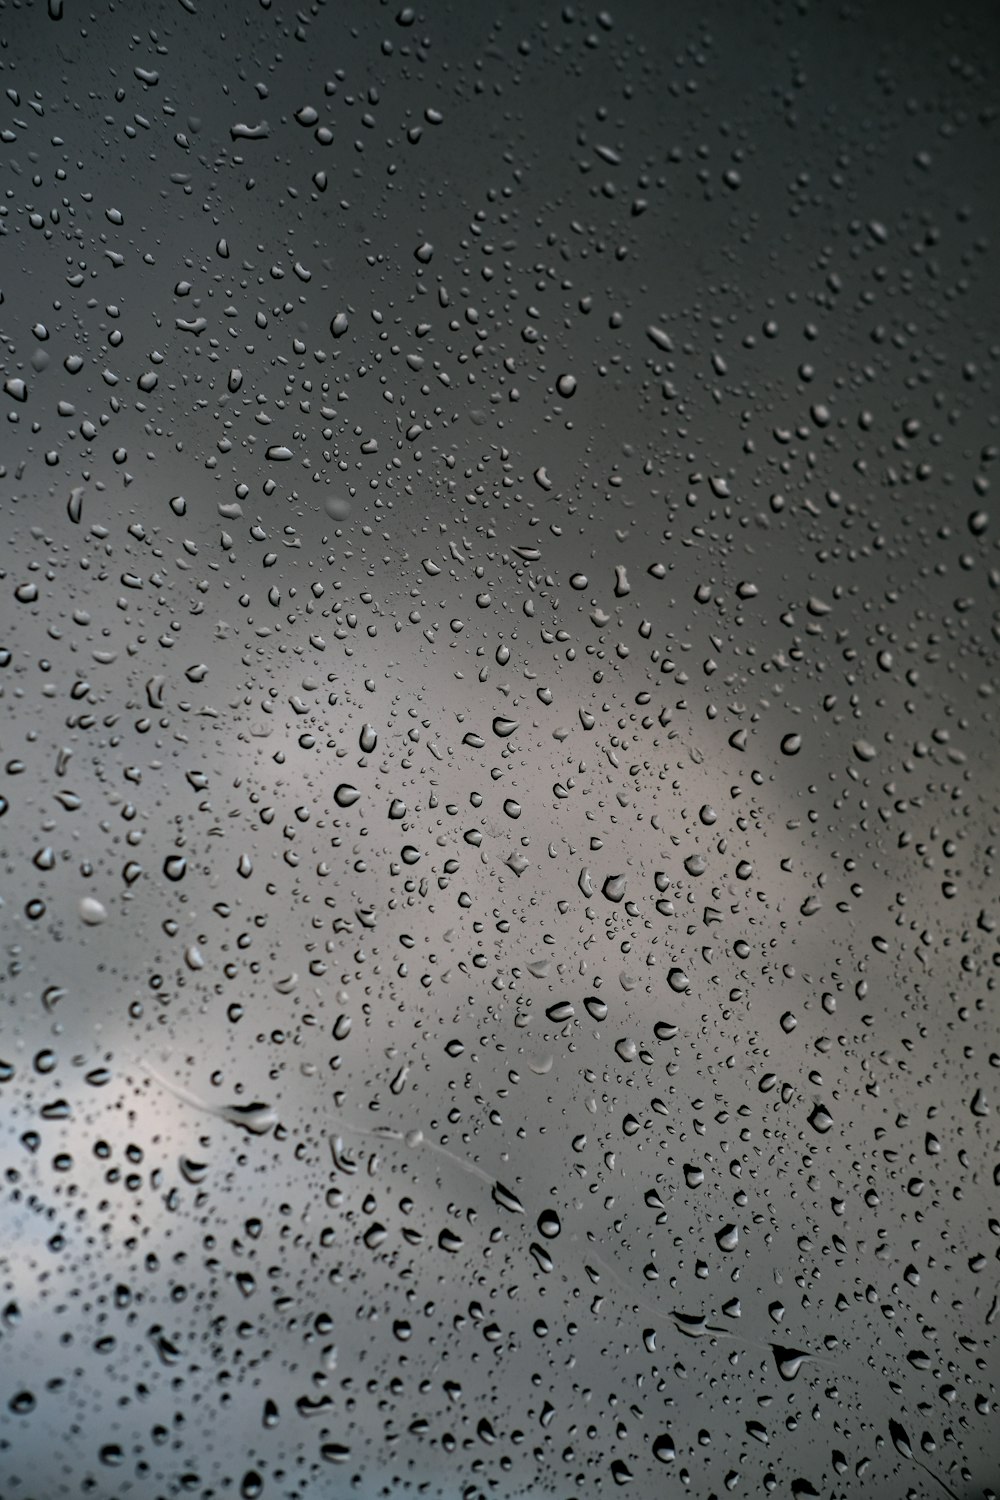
<box><xmin>2</xmin><ymin>2</ymin><xmax>997</xmax><ymax>1497</ymax></box>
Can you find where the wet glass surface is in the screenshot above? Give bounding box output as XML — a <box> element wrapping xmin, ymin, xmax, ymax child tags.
<box><xmin>1</xmin><ymin>1</ymin><xmax>998</xmax><ymax>1496</ymax></box>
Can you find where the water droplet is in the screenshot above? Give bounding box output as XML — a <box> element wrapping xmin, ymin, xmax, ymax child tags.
<box><xmin>537</xmin><ymin>1208</ymin><xmax>561</xmax><ymax>1238</ymax></box>
<box><xmin>771</xmin><ymin>1345</ymin><xmax>809</xmax><ymax>1381</ymax></box>
<box><xmin>217</xmin><ymin>1102</ymin><xmax>279</xmax><ymax>1135</ymax></box>
<box><xmin>320</xmin><ymin>1442</ymin><xmax>351</xmax><ymax>1463</ymax></box>
<box><xmin>716</xmin><ymin>1223</ymin><xmax>739</xmax><ymax>1251</ymax></box>
<box><xmin>78</xmin><ymin>896</ymin><xmax>108</xmax><ymax>925</ymax></box>
<box><xmin>492</xmin><ymin>1181</ymin><xmax>524</xmax><ymax>1214</ymax></box>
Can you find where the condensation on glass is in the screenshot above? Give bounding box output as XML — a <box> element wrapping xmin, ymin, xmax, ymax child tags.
<box><xmin>1</xmin><ymin>1</ymin><xmax>997</xmax><ymax>1497</ymax></box>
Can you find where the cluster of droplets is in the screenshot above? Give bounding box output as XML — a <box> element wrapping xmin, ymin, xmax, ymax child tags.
<box><xmin>1</xmin><ymin>0</ymin><xmax>998</xmax><ymax>1497</ymax></box>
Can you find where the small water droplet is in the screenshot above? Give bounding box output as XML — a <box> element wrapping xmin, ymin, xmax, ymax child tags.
<box><xmin>537</xmin><ymin>1208</ymin><xmax>562</xmax><ymax>1239</ymax></box>
<box><xmin>716</xmin><ymin>1222</ymin><xmax>739</xmax><ymax>1251</ymax></box>
<box><xmin>78</xmin><ymin>896</ymin><xmax>108</xmax><ymax>925</ymax></box>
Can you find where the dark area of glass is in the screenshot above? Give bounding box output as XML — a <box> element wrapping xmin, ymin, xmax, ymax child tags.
<box><xmin>1</xmin><ymin>1</ymin><xmax>998</xmax><ymax>1496</ymax></box>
